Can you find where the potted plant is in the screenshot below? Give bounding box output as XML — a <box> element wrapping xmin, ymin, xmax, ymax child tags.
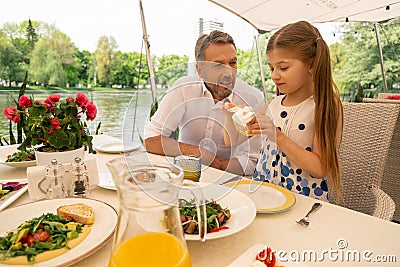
<box><xmin>3</xmin><ymin>92</ymin><xmax>97</xmax><ymax>164</ymax></box>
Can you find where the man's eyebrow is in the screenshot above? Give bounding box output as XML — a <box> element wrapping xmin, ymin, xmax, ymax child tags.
<box><xmin>214</xmin><ymin>57</ymin><xmax>237</xmax><ymax>64</ymax></box>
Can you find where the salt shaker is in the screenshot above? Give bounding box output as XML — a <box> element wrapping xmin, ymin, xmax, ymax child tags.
<box><xmin>44</xmin><ymin>159</ymin><xmax>67</xmax><ymax>199</ymax></box>
<box><xmin>71</xmin><ymin>157</ymin><xmax>90</xmax><ymax>197</ymax></box>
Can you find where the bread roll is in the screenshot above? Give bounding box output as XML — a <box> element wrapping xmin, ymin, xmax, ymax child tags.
<box><xmin>57</xmin><ymin>203</ymin><xmax>94</xmax><ymax>224</ymax></box>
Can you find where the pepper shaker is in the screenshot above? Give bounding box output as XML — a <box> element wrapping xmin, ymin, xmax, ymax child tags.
<box><xmin>71</xmin><ymin>157</ymin><xmax>90</xmax><ymax>197</ymax></box>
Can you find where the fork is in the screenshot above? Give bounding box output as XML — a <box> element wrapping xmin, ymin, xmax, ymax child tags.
<box><xmin>296</xmin><ymin>202</ymin><xmax>322</xmax><ymax>226</ymax></box>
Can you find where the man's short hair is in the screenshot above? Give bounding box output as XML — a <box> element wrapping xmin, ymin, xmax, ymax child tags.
<box><xmin>195</xmin><ymin>30</ymin><xmax>236</xmax><ymax>62</ymax></box>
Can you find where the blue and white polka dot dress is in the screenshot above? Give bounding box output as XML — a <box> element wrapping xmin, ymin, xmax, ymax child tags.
<box><xmin>253</xmin><ymin>95</ymin><xmax>329</xmax><ymax>202</ymax></box>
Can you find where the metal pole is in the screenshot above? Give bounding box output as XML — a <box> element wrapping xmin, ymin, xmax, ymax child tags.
<box><xmin>255</xmin><ymin>34</ymin><xmax>268</xmax><ymax>100</ymax></box>
<box><xmin>139</xmin><ymin>0</ymin><xmax>157</xmax><ymax>102</ymax></box>
<box><xmin>374</xmin><ymin>22</ymin><xmax>388</xmax><ymax>92</ymax></box>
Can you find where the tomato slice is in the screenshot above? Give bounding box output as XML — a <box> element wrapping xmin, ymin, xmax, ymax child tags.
<box><xmin>265</xmin><ymin>248</ymin><xmax>276</xmax><ymax>267</ymax></box>
<box><xmin>209</xmin><ymin>225</ymin><xmax>229</xmax><ymax>233</ymax></box>
<box><xmin>34</xmin><ymin>231</ymin><xmax>50</xmax><ymax>242</ymax></box>
<box><xmin>26</xmin><ymin>235</ymin><xmax>36</xmax><ymax>247</ymax></box>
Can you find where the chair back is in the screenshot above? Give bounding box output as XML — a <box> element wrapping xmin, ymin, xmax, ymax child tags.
<box><xmin>380</xmin><ymin>103</ymin><xmax>400</xmax><ymax>221</ymax></box>
<box><xmin>337</xmin><ymin>102</ymin><xmax>400</xmax><ymax>218</ymax></box>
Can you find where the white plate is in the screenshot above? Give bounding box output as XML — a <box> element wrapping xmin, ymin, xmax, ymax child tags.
<box><xmin>228</xmin><ymin>243</ymin><xmax>309</xmax><ymax>267</ymax></box>
<box><xmin>0</xmin><ymin>145</ymin><xmax>37</xmax><ymax>168</ymax></box>
<box><xmin>180</xmin><ymin>182</ymin><xmax>256</xmax><ymax>241</ymax></box>
<box><xmin>94</xmin><ymin>141</ymin><xmax>140</xmax><ymax>153</ymax></box>
<box><xmin>0</xmin><ymin>198</ymin><xmax>117</xmax><ymax>267</ymax></box>
<box><xmin>224</xmin><ymin>180</ymin><xmax>296</xmax><ymax>213</ymax></box>
<box><xmin>0</xmin><ymin>179</ymin><xmax>28</xmax><ymax>212</ymax></box>
<box><xmin>97</xmin><ymin>172</ymin><xmax>116</xmax><ymax>190</ymax></box>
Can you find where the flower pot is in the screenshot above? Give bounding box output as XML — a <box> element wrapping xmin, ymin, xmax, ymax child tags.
<box><xmin>35</xmin><ymin>146</ymin><xmax>85</xmax><ymax>166</ymax></box>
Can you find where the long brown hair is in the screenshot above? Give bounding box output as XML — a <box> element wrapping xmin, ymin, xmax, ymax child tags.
<box><xmin>266</xmin><ymin>21</ymin><xmax>343</xmax><ymax>201</ymax></box>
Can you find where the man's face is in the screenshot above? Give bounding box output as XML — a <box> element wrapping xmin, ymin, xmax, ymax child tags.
<box><xmin>196</xmin><ymin>43</ymin><xmax>238</xmax><ymax>101</ymax></box>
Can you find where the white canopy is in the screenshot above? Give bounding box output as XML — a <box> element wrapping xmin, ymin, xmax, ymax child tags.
<box><xmin>209</xmin><ymin>0</ymin><xmax>400</xmax><ymax>33</ymax></box>
<box><xmin>209</xmin><ymin>0</ymin><xmax>400</xmax><ymax>93</ymax></box>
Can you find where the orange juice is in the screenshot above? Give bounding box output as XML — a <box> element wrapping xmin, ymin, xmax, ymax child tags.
<box><xmin>108</xmin><ymin>232</ymin><xmax>192</xmax><ymax>267</ymax></box>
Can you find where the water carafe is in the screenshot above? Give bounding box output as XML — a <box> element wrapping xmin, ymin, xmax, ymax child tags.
<box><xmin>106</xmin><ymin>156</ymin><xmax>207</xmax><ymax>267</ymax></box>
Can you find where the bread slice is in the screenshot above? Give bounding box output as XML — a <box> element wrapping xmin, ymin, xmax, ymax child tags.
<box><xmin>57</xmin><ymin>203</ymin><xmax>94</xmax><ymax>224</ymax></box>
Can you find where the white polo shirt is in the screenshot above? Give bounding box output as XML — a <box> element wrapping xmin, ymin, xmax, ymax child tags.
<box><xmin>144</xmin><ymin>76</ymin><xmax>265</xmax><ymax>175</ymax></box>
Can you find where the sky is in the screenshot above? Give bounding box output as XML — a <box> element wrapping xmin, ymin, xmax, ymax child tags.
<box><xmin>1</xmin><ymin>0</ymin><xmax>340</xmax><ymax>56</ymax></box>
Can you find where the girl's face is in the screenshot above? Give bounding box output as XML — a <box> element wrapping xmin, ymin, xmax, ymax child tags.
<box><xmin>267</xmin><ymin>48</ymin><xmax>313</xmax><ymax>97</ymax></box>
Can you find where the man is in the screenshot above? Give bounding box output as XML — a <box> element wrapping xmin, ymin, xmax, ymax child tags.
<box><xmin>144</xmin><ymin>30</ymin><xmax>264</xmax><ymax>175</ymax></box>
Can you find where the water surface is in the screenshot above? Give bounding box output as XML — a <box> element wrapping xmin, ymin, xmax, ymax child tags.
<box><xmin>0</xmin><ymin>90</ymin><xmax>158</xmax><ymax>145</ymax></box>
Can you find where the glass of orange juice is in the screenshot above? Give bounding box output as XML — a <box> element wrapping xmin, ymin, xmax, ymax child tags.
<box><xmin>107</xmin><ymin>156</ymin><xmax>207</xmax><ymax>267</ymax></box>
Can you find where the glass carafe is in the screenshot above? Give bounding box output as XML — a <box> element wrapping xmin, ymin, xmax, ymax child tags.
<box><xmin>106</xmin><ymin>156</ymin><xmax>207</xmax><ymax>267</ymax></box>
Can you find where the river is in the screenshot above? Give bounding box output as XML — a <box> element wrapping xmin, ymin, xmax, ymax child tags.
<box><xmin>0</xmin><ymin>90</ymin><xmax>160</xmax><ymax>146</ymax></box>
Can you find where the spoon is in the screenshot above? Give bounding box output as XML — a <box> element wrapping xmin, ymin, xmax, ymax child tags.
<box><xmin>296</xmin><ymin>202</ymin><xmax>322</xmax><ymax>226</ymax></box>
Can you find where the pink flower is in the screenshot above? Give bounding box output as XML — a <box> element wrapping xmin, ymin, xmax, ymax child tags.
<box><xmin>18</xmin><ymin>96</ymin><xmax>32</xmax><ymax>108</ymax></box>
<box><xmin>12</xmin><ymin>115</ymin><xmax>20</xmax><ymax>123</ymax></box>
<box><xmin>47</xmin><ymin>129</ymin><xmax>55</xmax><ymax>134</ymax></box>
<box><xmin>50</xmin><ymin>118</ymin><xmax>61</xmax><ymax>130</ymax></box>
<box><xmin>385</xmin><ymin>95</ymin><xmax>400</xmax><ymax>100</ymax></box>
<box><xmin>76</xmin><ymin>92</ymin><xmax>89</xmax><ymax>107</ymax></box>
<box><xmin>44</xmin><ymin>94</ymin><xmax>60</xmax><ymax>110</ymax></box>
<box><xmin>78</xmin><ymin>129</ymin><xmax>82</xmax><ymax>135</ymax></box>
<box><xmin>35</xmin><ymin>100</ymin><xmax>42</xmax><ymax>104</ymax></box>
<box><xmin>85</xmin><ymin>102</ymin><xmax>97</xmax><ymax>121</ymax></box>
<box><xmin>66</xmin><ymin>97</ymin><xmax>75</xmax><ymax>102</ymax></box>
<box><xmin>3</xmin><ymin>106</ymin><xmax>20</xmax><ymax>123</ymax></box>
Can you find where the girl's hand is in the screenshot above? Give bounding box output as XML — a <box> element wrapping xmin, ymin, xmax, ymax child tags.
<box><xmin>247</xmin><ymin>114</ymin><xmax>277</xmax><ymax>142</ymax></box>
<box><xmin>246</xmin><ymin>103</ymin><xmax>277</xmax><ymax>141</ymax></box>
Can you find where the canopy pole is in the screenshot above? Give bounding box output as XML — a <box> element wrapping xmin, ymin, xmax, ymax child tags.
<box><xmin>374</xmin><ymin>22</ymin><xmax>388</xmax><ymax>92</ymax></box>
<box><xmin>139</xmin><ymin>0</ymin><xmax>157</xmax><ymax>102</ymax></box>
<box><xmin>255</xmin><ymin>34</ymin><xmax>268</xmax><ymax>100</ymax></box>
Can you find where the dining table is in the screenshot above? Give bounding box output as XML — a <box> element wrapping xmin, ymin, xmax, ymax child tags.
<box><xmin>1</xmin><ymin>134</ymin><xmax>399</xmax><ymax>267</ymax></box>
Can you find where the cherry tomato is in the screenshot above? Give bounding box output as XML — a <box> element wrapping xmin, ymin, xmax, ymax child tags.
<box><xmin>34</xmin><ymin>231</ymin><xmax>50</xmax><ymax>242</ymax></box>
<box><xmin>265</xmin><ymin>252</ymin><xmax>276</xmax><ymax>267</ymax></box>
<box><xmin>26</xmin><ymin>235</ymin><xmax>36</xmax><ymax>246</ymax></box>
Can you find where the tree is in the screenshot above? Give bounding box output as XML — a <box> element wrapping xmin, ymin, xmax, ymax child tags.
<box><xmin>74</xmin><ymin>50</ymin><xmax>92</xmax><ymax>86</ymax></box>
<box><xmin>332</xmin><ymin>19</ymin><xmax>400</xmax><ymax>97</ymax></box>
<box><xmin>29</xmin><ymin>38</ymin><xmax>66</xmax><ymax>86</ymax></box>
<box><xmin>0</xmin><ymin>31</ymin><xmax>26</xmax><ymax>86</ymax></box>
<box><xmin>95</xmin><ymin>36</ymin><xmax>118</xmax><ymax>86</ymax></box>
<box><xmin>154</xmin><ymin>54</ymin><xmax>188</xmax><ymax>88</ymax></box>
<box><xmin>25</xmin><ymin>18</ymin><xmax>38</xmax><ymax>51</ymax></box>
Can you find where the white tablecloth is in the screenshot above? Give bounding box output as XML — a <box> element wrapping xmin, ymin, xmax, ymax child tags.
<box><xmin>1</xmin><ymin>135</ymin><xmax>399</xmax><ymax>267</ymax></box>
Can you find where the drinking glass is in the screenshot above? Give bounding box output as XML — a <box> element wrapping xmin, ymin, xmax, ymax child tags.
<box><xmin>174</xmin><ymin>155</ymin><xmax>201</xmax><ymax>182</ymax></box>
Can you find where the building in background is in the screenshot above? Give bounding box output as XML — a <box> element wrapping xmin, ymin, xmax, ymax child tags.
<box><xmin>193</xmin><ymin>17</ymin><xmax>224</xmax><ymax>37</ymax></box>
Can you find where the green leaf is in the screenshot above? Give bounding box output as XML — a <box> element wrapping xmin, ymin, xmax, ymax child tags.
<box><xmin>47</xmin><ymin>131</ymin><xmax>69</xmax><ymax>149</ymax></box>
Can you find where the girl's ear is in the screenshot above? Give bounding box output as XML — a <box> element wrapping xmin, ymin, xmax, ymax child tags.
<box><xmin>196</xmin><ymin>63</ymin><xmax>204</xmax><ymax>79</ymax></box>
<box><xmin>308</xmin><ymin>60</ymin><xmax>314</xmax><ymax>75</ymax></box>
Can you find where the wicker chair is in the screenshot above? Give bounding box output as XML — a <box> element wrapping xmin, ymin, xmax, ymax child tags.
<box><xmin>333</xmin><ymin>102</ymin><xmax>400</xmax><ymax>221</ymax></box>
<box><xmin>363</xmin><ymin>97</ymin><xmax>400</xmax><ymax>222</ymax></box>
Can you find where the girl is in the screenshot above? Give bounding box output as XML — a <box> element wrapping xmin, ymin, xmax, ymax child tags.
<box><xmin>224</xmin><ymin>21</ymin><xmax>342</xmax><ymax>202</ymax></box>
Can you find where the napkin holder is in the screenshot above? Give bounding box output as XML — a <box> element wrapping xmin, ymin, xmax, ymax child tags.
<box><xmin>27</xmin><ymin>156</ymin><xmax>99</xmax><ymax>200</ymax></box>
